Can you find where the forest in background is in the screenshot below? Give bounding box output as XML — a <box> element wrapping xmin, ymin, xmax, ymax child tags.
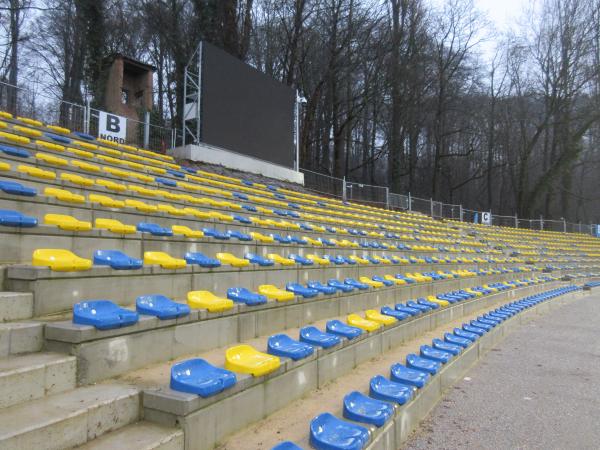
<box><xmin>1</xmin><ymin>0</ymin><xmax>599</xmax><ymax>223</ymax></box>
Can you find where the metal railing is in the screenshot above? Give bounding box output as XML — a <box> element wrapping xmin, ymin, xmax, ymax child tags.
<box><xmin>1</xmin><ymin>80</ymin><xmax>178</xmax><ymax>154</ymax></box>
<box><xmin>300</xmin><ymin>167</ymin><xmax>599</xmax><ymax>235</ymax></box>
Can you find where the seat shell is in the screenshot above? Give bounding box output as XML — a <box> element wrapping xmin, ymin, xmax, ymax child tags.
<box><xmin>406</xmin><ymin>353</ymin><xmax>441</xmax><ymax>375</ymax></box>
<box><xmin>216</xmin><ymin>252</ymin><xmax>250</xmax><ymax>268</ymax></box>
<box><xmin>286</xmin><ymin>283</ymin><xmax>319</xmax><ymax>298</ymax></box>
<box><xmin>390</xmin><ymin>363</ymin><xmax>430</xmax><ymax>388</ymax></box>
<box><xmin>93</xmin><ymin>250</ymin><xmax>142</xmax><ymax>270</ymax></box>
<box><xmin>299</xmin><ymin>326</ymin><xmax>340</xmax><ymax>348</ymax></box>
<box><xmin>343</xmin><ymin>391</ymin><xmax>393</xmax><ymax>427</ymax></box>
<box><xmin>258</xmin><ymin>284</ymin><xmax>295</xmax><ymax>302</ymax></box>
<box><xmin>32</xmin><ymin>249</ymin><xmax>92</xmax><ymax>271</ymax></box>
<box><xmin>170</xmin><ymin>358</ymin><xmax>236</xmax><ymax>397</ymax></box>
<box><xmin>326</xmin><ymin>320</ymin><xmax>362</xmax><ymax>339</ymax></box>
<box><xmin>185</xmin><ymin>252</ymin><xmax>221</xmax><ymax>268</ymax></box>
<box><xmin>365</xmin><ymin>310</ymin><xmax>397</xmax><ymax>325</ymax></box>
<box><xmin>136</xmin><ymin>294</ymin><xmax>190</xmax><ymax>319</ymax></box>
<box><xmin>144</xmin><ymin>251</ymin><xmax>186</xmax><ymax>269</ymax></box>
<box><xmin>369</xmin><ymin>375</ymin><xmax>415</xmax><ymax>405</ymax></box>
<box><xmin>0</xmin><ymin>209</ymin><xmax>37</xmax><ymax>227</ymax></box>
<box><xmin>347</xmin><ymin>314</ymin><xmax>381</xmax><ymax>332</ymax></box>
<box><xmin>224</xmin><ymin>344</ymin><xmax>280</xmax><ymax>377</ymax></box>
<box><xmin>227</xmin><ymin>287</ymin><xmax>267</xmax><ymax>306</ymax></box>
<box><xmin>267</xmin><ymin>334</ymin><xmax>314</xmax><ymax>360</ymax></box>
<box><xmin>187</xmin><ymin>291</ymin><xmax>234</xmax><ymax>312</ymax></box>
<box><xmin>73</xmin><ymin>300</ymin><xmax>138</xmax><ymax>330</ymax></box>
<box><xmin>309</xmin><ymin>412</ymin><xmax>369</xmax><ymax>450</ymax></box>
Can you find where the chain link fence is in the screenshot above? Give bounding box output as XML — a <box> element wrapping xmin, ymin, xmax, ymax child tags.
<box><xmin>1</xmin><ymin>81</ymin><xmax>178</xmax><ymax>154</ymax></box>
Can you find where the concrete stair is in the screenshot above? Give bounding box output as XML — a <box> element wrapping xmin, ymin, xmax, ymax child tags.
<box><xmin>0</xmin><ymin>292</ymin><xmax>33</xmax><ymax>321</ymax></box>
<box><xmin>0</xmin><ymin>352</ymin><xmax>76</xmax><ymax>408</ymax></box>
<box><xmin>0</xmin><ymin>383</ymin><xmax>140</xmax><ymax>450</ymax></box>
<box><xmin>0</xmin><ymin>320</ymin><xmax>43</xmax><ymax>357</ymax></box>
<box><xmin>75</xmin><ymin>421</ymin><xmax>184</xmax><ymax>450</ymax></box>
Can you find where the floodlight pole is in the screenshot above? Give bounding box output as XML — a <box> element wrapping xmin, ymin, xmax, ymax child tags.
<box><xmin>183</xmin><ymin>41</ymin><xmax>203</xmax><ymax>147</ymax></box>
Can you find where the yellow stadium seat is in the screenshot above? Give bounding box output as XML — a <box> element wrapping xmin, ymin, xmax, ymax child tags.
<box><xmin>76</xmin><ymin>141</ymin><xmax>98</xmax><ymax>151</ymax></box>
<box><xmin>95</xmin><ymin>218</ymin><xmax>136</xmax><ymax>234</ymax></box>
<box><xmin>72</xmin><ymin>160</ymin><xmax>101</xmax><ymax>173</ymax></box>
<box><xmin>372</xmin><ymin>255</ymin><xmax>391</xmax><ymax>264</ymax></box>
<box><xmin>32</xmin><ymin>249</ymin><xmax>92</xmax><ymax>271</ymax></box>
<box><xmin>172</xmin><ymin>225</ymin><xmax>204</xmax><ymax>238</ymax></box>
<box><xmin>267</xmin><ymin>253</ymin><xmax>295</xmax><ymax>266</ymax></box>
<box><xmin>0</xmin><ymin>131</ymin><xmax>29</xmax><ymax>145</ymax></box>
<box><xmin>60</xmin><ymin>173</ymin><xmax>94</xmax><ymax>187</ymax></box>
<box><xmin>143</xmin><ymin>251</ymin><xmax>186</xmax><ymax>269</ymax></box>
<box><xmin>208</xmin><ymin>211</ymin><xmax>234</xmax><ymax>222</ymax></box>
<box><xmin>216</xmin><ymin>252</ymin><xmax>250</xmax><ymax>268</ymax></box>
<box><xmin>183</xmin><ymin>207</ymin><xmax>212</xmax><ymax>220</ymax></box>
<box><xmin>44</xmin><ymin>214</ymin><xmax>92</xmax><ymax>231</ymax></box>
<box><xmin>384</xmin><ymin>274</ymin><xmax>406</xmax><ymax>285</ymax></box>
<box><xmin>104</xmin><ymin>166</ymin><xmax>130</xmax><ymax>179</ymax></box>
<box><xmin>258</xmin><ymin>284</ymin><xmax>295</xmax><ymax>302</ymax></box>
<box><xmin>365</xmin><ymin>310</ymin><xmax>397</xmax><ymax>325</ymax></box>
<box><xmin>129</xmin><ymin>172</ymin><xmax>153</xmax><ymax>182</ymax></box>
<box><xmin>17</xmin><ymin>165</ymin><xmax>56</xmax><ymax>180</ymax></box>
<box><xmin>96</xmin><ymin>179</ymin><xmax>127</xmax><ymax>192</ymax></box>
<box><xmin>187</xmin><ymin>290</ymin><xmax>234</xmax><ymax>312</ymax></box>
<box><xmin>17</xmin><ymin>116</ymin><xmax>43</xmax><ymax>127</ymax></box>
<box><xmin>464</xmin><ymin>288</ymin><xmax>483</xmax><ymax>297</ymax></box>
<box><xmin>36</xmin><ymin>152</ymin><xmax>68</xmax><ymax>167</ymax></box>
<box><xmin>44</xmin><ymin>187</ymin><xmax>85</xmax><ymax>204</ymax></box>
<box><xmin>68</xmin><ymin>148</ymin><xmax>93</xmax><ymax>158</ymax></box>
<box><xmin>36</xmin><ymin>140</ymin><xmax>64</xmax><ymax>152</ymax></box>
<box><xmin>359</xmin><ymin>276</ymin><xmax>384</xmax><ymax>288</ymax></box>
<box><xmin>46</xmin><ymin>125</ymin><xmax>70</xmax><ymax>134</ymax></box>
<box><xmin>128</xmin><ymin>185</ymin><xmax>159</xmax><ymax>196</ymax></box>
<box><xmin>224</xmin><ymin>344</ymin><xmax>280</xmax><ymax>377</ymax></box>
<box><xmin>0</xmin><ymin>111</ymin><xmax>12</xmax><ymax>119</ymax></box>
<box><xmin>0</xmin><ymin>161</ymin><xmax>9</xmax><ymax>171</ymax></box>
<box><xmin>347</xmin><ymin>313</ymin><xmax>381</xmax><ymax>332</ymax></box>
<box><xmin>249</xmin><ymin>216</ymin><xmax>270</xmax><ymax>226</ymax></box>
<box><xmin>89</xmin><ymin>194</ymin><xmax>126</xmax><ymax>209</ymax></box>
<box><xmin>348</xmin><ymin>255</ymin><xmax>369</xmax><ymax>265</ymax></box>
<box><xmin>158</xmin><ymin>204</ymin><xmax>186</xmax><ymax>216</ymax></box>
<box><xmin>251</xmin><ymin>231</ymin><xmax>274</xmax><ymax>243</ymax></box>
<box><xmin>428</xmin><ymin>296</ymin><xmax>450</xmax><ymax>307</ymax></box>
<box><xmin>303</xmin><ymin>236</ymin><xmax>323</xmax><ymax>246</ymax></box>
<box><xmin>306</xmin><ymin>254</ymin><xmax>330</xmax><ymax>265</ymax></box>
<box><xmin>125</xmin><ymin>199</ymin><xmax>158</xmax><ymax>212</ymax></box>
<box><xmin>14</xmin><ymin>125</ymin><xmax>42</xmax><ymax>137</ymax></box>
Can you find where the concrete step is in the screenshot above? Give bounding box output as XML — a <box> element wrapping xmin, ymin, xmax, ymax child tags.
<box><xmin>0</xmin><ymin>352</ymin><xmax>76</xmax><ymax>408</ymax></box>
<box><xmin>75</xmin><ymin>421</ymin><xmax>184</xmax><ymax>450</ymax></box>
<box><xmin>0</xmin><ymin>383</ymin><xmax>140</xmax><ymax>450</ymax></box>
<box><xmin>0</xmin><ymin>321</ymin><xmax>43</xmax><ymax>357</ymax></box>
<box><xmin>0</xmin><ymin>292</ymin><xmax>33</xmax><ymax>321</ymax></box>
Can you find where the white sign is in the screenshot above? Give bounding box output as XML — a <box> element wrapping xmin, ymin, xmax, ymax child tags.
<box><xmin>98</xmin><ymin>111</ymin><xmax>127</xmax><ymax>144</ymax></box>
<box><xmin>481</xmin><ymin>212</ymin><xmax>492</xmax><ymax>225</ymax></box>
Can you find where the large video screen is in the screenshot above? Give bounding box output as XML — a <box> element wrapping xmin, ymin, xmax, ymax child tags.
<box><xmin>200</xmin><ymin>42</ymin><xmax>295</xmax><ymax>168</ymax></box>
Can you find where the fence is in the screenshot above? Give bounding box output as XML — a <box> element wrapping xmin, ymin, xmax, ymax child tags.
<box><xmin>301</xmin><ymin>168</ymin><xmax>598</xmax><ymax>235</ymax></box>
<box><xmin>0</xmin><ymin>81</ymin><xmax>180</xmax><ymax>154</ymax></box>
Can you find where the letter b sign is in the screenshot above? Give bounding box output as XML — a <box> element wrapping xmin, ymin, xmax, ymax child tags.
<box><xmin>98</xmin><ymin>111</ymin><xmax>127</xmax><ymax>143</ymax></box>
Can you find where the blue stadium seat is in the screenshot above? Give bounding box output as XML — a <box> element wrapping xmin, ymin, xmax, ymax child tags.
<box><xmin>136</xmin><ymin>294</ymin><xmax>190</xmax><ymax>319</ymax></box>
<box><xmin>286</xmin><ymin>283</ymin><xmax>319</xmax><ymax>298</ymax></box>
<box><xmin>309</xmin><ymin>413</ymin><xmax>369</xmax><ymax>450</ymax></box>
<box><xmin>432</xmin><ymin>338</ymin><xmax>462</xmax><ymax>355</ymax></box>
<box><xmin>417</xmin><ymin>298</ymin><xmax>440</xmax><ymax>309</ymax></box>
<box><xmin>0</xmin><ymin>209</ymin><xmax>37</xmax><ymax>227</ymax></box>
<box><xmin>300</xmin><ymin>223</ymin><xmax>313</xmax><ymax>231</ymax></box>
<box><xmin>155</xmin><ymin>176</ymin><xmax>177</xmax><ymax>187</ymax></box>
<box><xmin>369</xmin><ymin>375</ymin><xmax>415</xmax><ymax>405</ymax></box>
<box><xmin>267</xmin><ymin>334</ymin><xmax>314</xmax><ymax>360</ymax></box>
<box><xmin>390</xmin><ymin>363</ymin><xmax>430</xmax><ymax>388</ymax></box>
<box><xmin>420</xmin><ymin>345</ymin><xmax>453</xmax><ymax>363</ymax></box>
<box><xmin>289</xmin><ymin>236</ymin><xmax>307</xmax><ymax>245</ymax></box>
<box><xmin>73</xmin><ymin>131</ymin><xmax>95</xmax><ymax>140</ymax></box>
<box><xmin>233</xmin><ymin>214</ymin><xmax>251</xmax><ymax>224</ymax></box>
<box><xmin>380</xmin><ymin>306</ymin><xmax>408</xmax><ymax>321</ymax></box>
<box><xmin>406</xmin><ymin>301</ymin><xmax>431</xmax><ymax>312</ymax></box>
<box><xmin>185</xmin><ymin>252</ymin><xmax>221</xmax><ymax>268</ymax></box>
<box><xmin>202</xmin><ymin>227</ymin><xmax>229</xmax><ymax>240</ymax></box>
<box><xmin>167</xmin><ymin>169</ymin><xmax>185</xmax><ymax>178</ymax></box>
<box><xmin>326</xmin><ymin>320</ymin><xmax>362</xmax><ymax>339</ymax></box>
<box><xmin>182</xmin><ymin>167</ymin><xmax>197</xmax><ymax>174</ymax></box>
<box><xmin>170</xmin><ymin>358</ymin><xmax>236</xmax><ymax>397</ymax></box>
<box><xmin>328</xmin><ymin>279</ymin><xmax>354</xmax><ymax>292</ymax></box>
<box><xmin>406</xmin><ymin>353</ymin><xmax>441</xmax><ymax>375</ymax></box>
<box><xmin>73</xmin><ymin>300</ymin><xmax>138</xmax><ymax>330</ymax></box>
<box><xmin>242</xmin><ymin>204</ymin><xmax>257</xmax><ymax>212</ymax></box>
<box><xmin>245</xmin><ymin>253</ymin><xmax>274</xmax><ymax>266</ymax></box>
<box><xmin>0</xmin><ymin>180</ymin><xmax>37</xmax><ymax>196</ymax></box>
<box><xmin>307</xmin><ymin>281</ymin><xmax>337</xmax><ymax>295</ymax></box>
<box><xmin>344</xmin><ymin>278</ymin><xmax>368</xmax><ymax>290</ymax></box>
<box><xmin>289</xmin><ymin>254</ymin><xmax>313</xmax><ymax>266</ymax></box>
<box><xmin>299</xmin><ymin>326</ymin><xmax>341</xmax><ymax>348</ymax></box>
<box><xmin>228</xmin><ymin>230</ymin><xmax>252</xmax><ymax>241</ymax></box>
<box><xmin>325</xmin><ymin>255</ymin><xmax>345</xmax><ymax>265</ymax></box>
<box><xmin>137</xmin><ymin>222</ymin><xmax>173</xmax><ymax>236</ymax></box>
<box><xmin>233</xmin><ymin>192</ymin><xmax>248</xmax><ymax>201</ymax></box>
<box><xmin>45</xmin><ymin>132</ymin><xmax>71</xmax><ymax>144</ymax></box>
<box><xmin>343</xmin><ymin>391</ymin><xmax>393</xmax><ymax>427</ymax></box>
<box><xmin>0</xmin><ymin>143</ymin><xmax>30</xmax><ymax>158</ymax></box>
<box><xmin>444</xmin><ymin>333</ymin><xmax>471</xmax><ymax>348</ymax></box>
<box><xmin>271</xmin><ymin>442</ymin><xmax>303</xmax><ymax>450</ymax></box>
<box><xmin>395</xmin><ymin>304</ymin><xmax>421</xmax><ymax>316</ymax></box>
<box><xmin>454</xmin><ymin>328</ymin><xmax>479</xmax><ymax>341</ymax></box>
<box><xmin>93</xmin><ymin>250</ymin><xmax>143</xmax><ymax>270</ymax></box>
<box><xmin>227</xmin><ymin>287</ymin><xmax>267</xmax><ymax>305</ymax></box>
<box><xmin>372</xmin><ymin>276</ymin><xmax>393</xmax><ymax>287</ymax></box>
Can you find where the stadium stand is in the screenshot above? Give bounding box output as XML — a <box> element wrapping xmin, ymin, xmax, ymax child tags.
<box><xmin>0</xmin><ymin>110</ymin><xmax>598</xmax><ymax>449</ymax></box>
